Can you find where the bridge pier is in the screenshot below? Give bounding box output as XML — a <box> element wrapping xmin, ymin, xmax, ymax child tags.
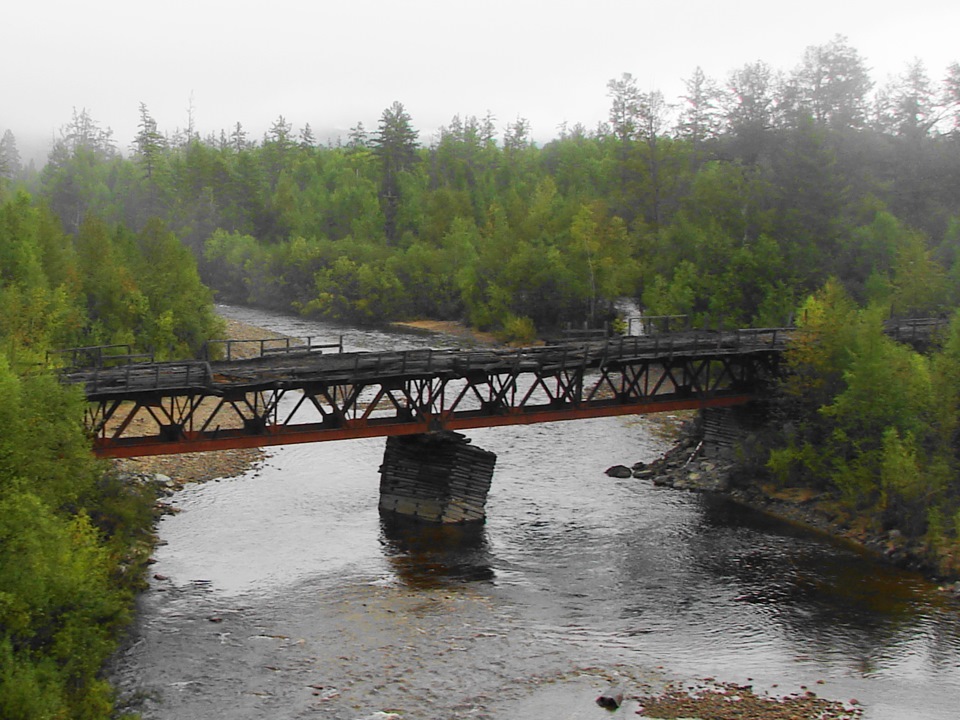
<box><xmin>378</xmin><ymin>432</ymin><xmax>497</xmax><ymax>524</ymax></box>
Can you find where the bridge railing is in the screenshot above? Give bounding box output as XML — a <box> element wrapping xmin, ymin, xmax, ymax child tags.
<box><xmin>76</xmin><ymin>361</ymin><xmax>214</xmax><ymax>397</ymax></box>
<box><xmin>547</xmin><ymin>327</ymin><xmax>791</xmax><ymax>360</ymax></box>
<box><xmin>47</xmin><ymin>343</ymin><xmax>154</xmax><ymax>369</ymax></box>
<box><xmin>883</xmin><ymin>316</ymin><xmax>949</xmax><ymax>344</ymax></box>
<box><xmin>61</xmin><ymin>328</ymin><xmax>796</xmax><ymax>396</ymax></box>
<box><xmin>634</xmin><ymin>315</ymin><xmax>691</xmax><ymax>335</ymax></box>
<box><xmin>203</xmin><ymin>335</ymin><xmax>344</xmax><ymax>362</ymax></box>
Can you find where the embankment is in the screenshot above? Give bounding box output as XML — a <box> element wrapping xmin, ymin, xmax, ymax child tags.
<box><xmin>613</xmin><ymin>415</ymin><xmax>960</xmax><ymax>593</ymax></box>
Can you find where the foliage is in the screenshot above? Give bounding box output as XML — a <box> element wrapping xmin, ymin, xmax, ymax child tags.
<box><xmin>497</xmin><ymin>314</ymin><xmax>537</xmax><ymax>344</ymax></box>
<box><xmin>0</xmin><ymin>190</ymin><xmax>224</xmax><ymax>717</ymax></box>
<box><xmin>0</xmin><ymin>352</ymin><xmax>156</xmax><ymax>718</ymax></box>
<box><xmin>27</xmin><ymin>43</ymin><xmax>960</xmax><ymax>339</ymax></box>
<box><xmin>0</xmin><ymin>496</ymin><xmax>121</xmax><ymax>719</ymax></box>
<box><xmin>768</xmin><ymin>293</ymin><xmax>960</xmax><ymax>570</ymax></box>
<box><xmin>132</xmin><ymin>219</ymin><xmax>223</xmax><ymax>359</ymax></box>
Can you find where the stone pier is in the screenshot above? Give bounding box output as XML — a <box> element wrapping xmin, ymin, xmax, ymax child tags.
<box><xmin>378</xmin><ymin>432</ymin><xmax>497</xmax><ymax>524</ymax></box>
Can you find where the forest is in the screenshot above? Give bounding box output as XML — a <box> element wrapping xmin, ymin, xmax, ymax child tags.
<box><xmin>3</xmin><ymin>39</ymin><xmax>960</xmax><ymax>338</ymax></box>
<box><xmin>0</xmin><ymin>193</ymin><xmax>221</xmax><ymax>716</ymax></box>
<box><xmin>2</xmin><ymin>34</ymin><xmax>960</xmax><ymax>716</ymax></box>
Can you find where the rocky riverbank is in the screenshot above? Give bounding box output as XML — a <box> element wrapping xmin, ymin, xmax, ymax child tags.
<box><xmin>608</xmin><ymin>417</ymin><xmax>960</xmax><ymax>596</ymax></box>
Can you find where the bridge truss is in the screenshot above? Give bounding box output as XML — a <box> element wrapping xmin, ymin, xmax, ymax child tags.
<box><xmin>63</xmin><ymin>331</ymin><xmax>786</xmax><ymax>458</ymax></box>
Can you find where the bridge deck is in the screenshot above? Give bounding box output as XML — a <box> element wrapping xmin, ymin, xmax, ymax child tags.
<box><xmin>65</xmin><ymin>329</ymin><xmax>788</xmax><ymax>399</ymax></box>
<box><xmin>58</xmin><ymin>329</ymin><xmax>789</xmax><ymax>458</ymax></box>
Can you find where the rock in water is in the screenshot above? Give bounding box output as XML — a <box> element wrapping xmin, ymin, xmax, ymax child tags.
<box><xmin>605</xmin><ymin>465</ymin><xmax>633</xmax><ymax>478</ymax></box>
<box><xmin>596</xmin><ymin>685</ymin><xmax>625</xmax><ymax>709</ymax></box>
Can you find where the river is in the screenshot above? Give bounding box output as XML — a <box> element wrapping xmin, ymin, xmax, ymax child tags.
<box><xmin>110</xmin><ymin>305</ymin><xmax>960</xmax><ymax>719</ymax></box>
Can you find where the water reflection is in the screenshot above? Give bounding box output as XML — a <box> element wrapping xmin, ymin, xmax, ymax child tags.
<box><xmin>379</xmin><ymin>514</ymin><xmax>495</xmax><ymax>588</ymax></box>
<box><xmin>691</xmin><ymin>493</ymin><xmax>960</xmax><ymax>677</ymax></box>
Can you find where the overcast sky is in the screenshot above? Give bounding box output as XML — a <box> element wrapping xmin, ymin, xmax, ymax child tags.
<box><xmin>4</xmin><ymin>0</ymin><xmax>959</xmax><ymax>162</ymax></box>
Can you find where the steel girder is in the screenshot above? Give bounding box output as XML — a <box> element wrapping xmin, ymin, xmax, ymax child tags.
<box><xmin>88</xmin><ymin>350</ymin><xmax>779</xmax><ymax>457</ymax></box>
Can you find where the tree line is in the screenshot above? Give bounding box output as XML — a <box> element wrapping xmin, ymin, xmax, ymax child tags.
<box><xmin>3</xmin><ymin>34</ymin><xmax>960</xmax><ymax>715</ymax></box>
<box><xmin>2</xmin><ymin>36</ymin><xmax>958</xmax><ymax>339</ymax></box>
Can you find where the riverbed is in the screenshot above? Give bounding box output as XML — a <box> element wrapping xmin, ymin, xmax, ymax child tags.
<box><xmin>110</xmin><ymin>305</ymin><xmax>960</xmax><ymax>719</ymax></box>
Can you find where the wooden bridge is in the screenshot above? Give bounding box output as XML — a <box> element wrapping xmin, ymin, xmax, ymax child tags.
<box><xmin>56</xmin><ymin>318</ymin><xmax>945</xmax><ymax>523</ymax></box>
<box><xmin>59</xmin><ymin>329</ymin><xmax>793</xmax><ymax>460</ymax></box>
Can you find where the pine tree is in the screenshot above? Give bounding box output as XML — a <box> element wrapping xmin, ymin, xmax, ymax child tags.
<box><xmin>373</xmin><ymin>101</ymin><xmax>419</xmax><ymax>244</ymax></box>
<box><xmin>134</xmin><ymin>102</ymin><xmax>167</xmax><ymax>181</ymax></box>
<box><xmin>0</xmin><ymin>130</ymin><xmax>22</xmax><ymax>181</ymax></box>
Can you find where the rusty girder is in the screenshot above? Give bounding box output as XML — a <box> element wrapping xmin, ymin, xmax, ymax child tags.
<box><xmin>84</xmin><ymin>346</ymin><xmax>779</xmax><ymax>458</ymax></box>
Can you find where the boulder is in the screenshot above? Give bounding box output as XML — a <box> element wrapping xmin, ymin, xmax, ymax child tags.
<box><xmin>605</xmin><ymin>465</ymin><xmax>633</xmax><ymax>478</ymax></box>
<box><xmin>596</xmin><ymin>685</ymin><xmax>625</xmax><ymax>709</ymax></box>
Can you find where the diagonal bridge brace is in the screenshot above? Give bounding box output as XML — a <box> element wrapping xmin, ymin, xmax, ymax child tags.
<box><xmin>77</xmin><ymin>336</ymin><xmax>782</xmax><ymax>457</ymax></box>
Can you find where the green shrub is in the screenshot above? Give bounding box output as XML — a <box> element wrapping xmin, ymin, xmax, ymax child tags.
<box><xmin>498</xmin><ymin>314</ymin><xmax>537</xmax><ymax>344</ymax></box>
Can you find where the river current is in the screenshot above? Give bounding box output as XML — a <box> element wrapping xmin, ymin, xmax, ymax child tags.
<box><xmin>110</xmin><ymin>305</ymin><xmax>960</xmax><ymax>719</ymax></box>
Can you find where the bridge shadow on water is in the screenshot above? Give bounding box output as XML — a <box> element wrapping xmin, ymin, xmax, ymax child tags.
<box><xmin>378</xmin><ymin>514</ymin><xmax>495</xmax><ymax>589</ymax></box>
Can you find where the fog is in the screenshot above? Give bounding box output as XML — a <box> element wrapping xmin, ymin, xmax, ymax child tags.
<box><xmin>4</xmin><ymin>0</ymin><xmax>959</xmax><ymax>164</ymax></box>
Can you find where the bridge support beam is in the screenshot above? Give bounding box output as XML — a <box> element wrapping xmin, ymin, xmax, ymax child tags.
<box><xmin>378</xmin><ymin>432</ymin><xmax>497</xmax><ymax>524</ymax></box>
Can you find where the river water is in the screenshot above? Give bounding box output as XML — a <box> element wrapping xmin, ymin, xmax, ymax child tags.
<box><xmin>111</xmin><ymin>305</ymin><xmax>960</xmax><ymax>719</ymax></box>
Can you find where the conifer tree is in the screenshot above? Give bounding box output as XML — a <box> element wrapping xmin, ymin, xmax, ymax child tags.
<box><xmin>373</xmin><ymin>101</ymin><xmax>419</xmax><ymax>244</ymax></box>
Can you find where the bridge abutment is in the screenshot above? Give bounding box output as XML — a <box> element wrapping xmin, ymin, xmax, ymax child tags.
<box><xmin>699</xmin><ymin>403</ymin><xmax>768</xmax><ymax>459</ymax></box>
<box><xmin>378</xmin><ymin>432</ymin><xmax>497</xmax><ymax>524</ymax></box>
